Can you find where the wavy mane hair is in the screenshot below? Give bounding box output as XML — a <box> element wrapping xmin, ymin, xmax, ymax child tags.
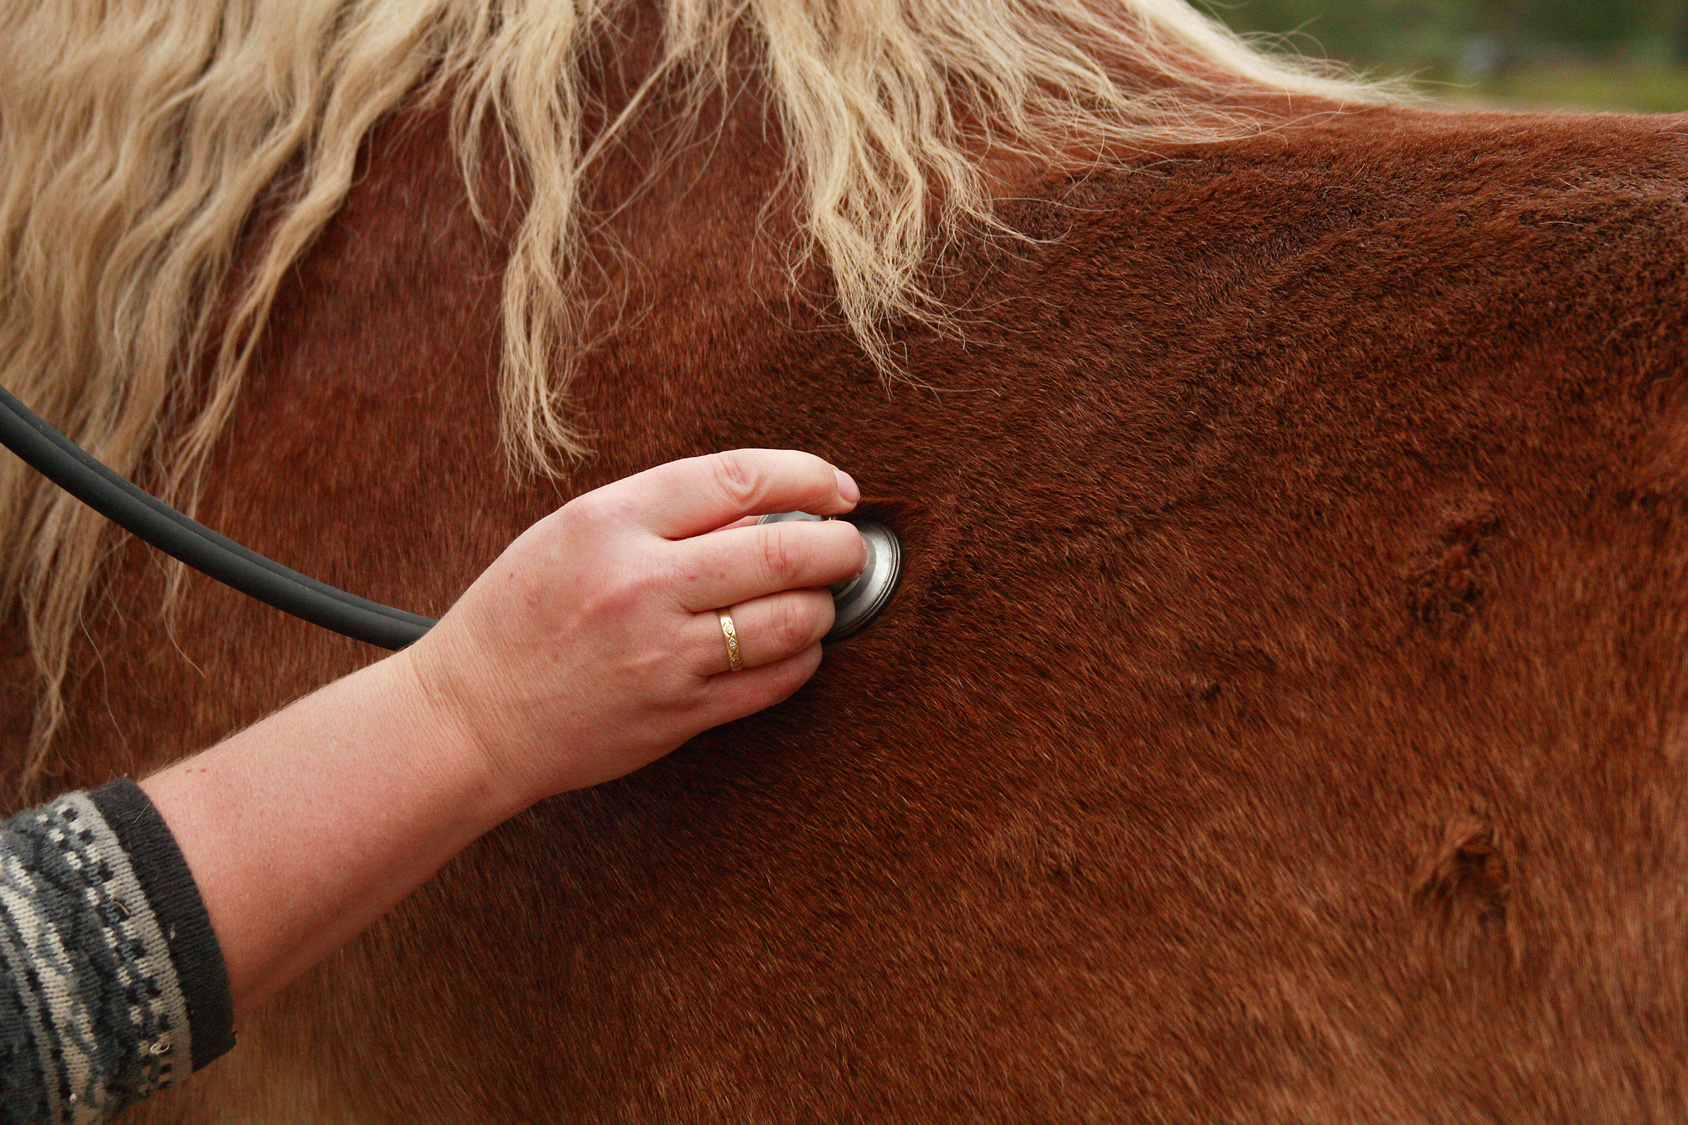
<box><xmin>0</xmin><ymin>0</ymin><xmax>1384</xmax><ymax>778</ymax></box>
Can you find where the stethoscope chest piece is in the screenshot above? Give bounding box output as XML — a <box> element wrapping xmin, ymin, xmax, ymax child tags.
<box><xmin>756</xmin><ymin>511</ymin><xmax>902</xmax><ymax>641</ymax></box>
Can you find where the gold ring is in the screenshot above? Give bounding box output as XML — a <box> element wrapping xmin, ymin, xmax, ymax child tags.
<box><xmin>718</xmin><ymin>610</ymin><xmax>744</xmax><ymax>672</ymax></box>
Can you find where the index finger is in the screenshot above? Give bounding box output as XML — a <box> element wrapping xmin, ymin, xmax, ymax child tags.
<box><xmin>617</xmin><ymin>450</ymin><xmax>859</xmax><ymax>538</ymax></box>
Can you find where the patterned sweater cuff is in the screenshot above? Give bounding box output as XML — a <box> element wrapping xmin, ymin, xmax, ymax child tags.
<box><xmin>0</xmin><ymin>779</ymin><xmax>235</xmax><ymax>1122</ymax></box>
<box><xmin>87</xmin><ymin>779</ymin><xmax>235</xmax><ymax>1072</ymax></box>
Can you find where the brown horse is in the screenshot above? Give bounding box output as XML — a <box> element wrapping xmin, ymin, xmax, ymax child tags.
<box><xmin>5</xmin><ymin>0</ymin><xmax>1688</xmax><ymax>1118</ymax></box>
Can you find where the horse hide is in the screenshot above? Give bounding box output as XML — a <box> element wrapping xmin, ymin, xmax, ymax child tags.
<box><xmin>30</xmin><ymin>74</ymin><xmax>1688</xmax><ymax>1124</ymax></box>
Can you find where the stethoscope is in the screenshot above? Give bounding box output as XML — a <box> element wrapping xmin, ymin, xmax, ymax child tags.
<box><xmin>0</xmin><ymin>384</ymin><xmax>900</xmax><ymax>649</ymax></box>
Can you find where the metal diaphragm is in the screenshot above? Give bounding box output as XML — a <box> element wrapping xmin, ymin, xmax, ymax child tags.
<box><xmin>755</xmin><ymin>511</ymin><xmax>902</xmax><ymax>641</ymax></box>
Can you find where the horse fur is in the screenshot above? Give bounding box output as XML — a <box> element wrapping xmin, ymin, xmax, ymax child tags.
<box><xmin>0</xmin><ymin>0</ymin><xmax>1375</xmax><ymax>775</ymax></box>
<box><xmin>7</xmin><ymin>0</ymin><xmax>1688</xmax><ymax>1120</ymax></box>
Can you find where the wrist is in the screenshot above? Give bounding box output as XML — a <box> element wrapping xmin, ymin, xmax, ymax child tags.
<box><xmin>386</xmin><ymin>644</ymin><xmax>537</xmax><ymax>824</ymax></box>
<box><xmin>140</xmin><ymin>650</ymin><xmax>527</xmax><ymax>1014</ymax></box>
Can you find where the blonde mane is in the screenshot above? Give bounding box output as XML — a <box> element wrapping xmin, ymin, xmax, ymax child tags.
<box><xmin>0</xmin><ymin>0</ymin><xmax>1383</xmax><ymax>778</ymax></box>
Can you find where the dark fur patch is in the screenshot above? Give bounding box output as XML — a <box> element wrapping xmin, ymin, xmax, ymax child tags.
<box><xmin>1406</xmin><ymin>495</ymin><xmax>1502</xmax><ymax>636</ymax></box>
<box><xmin>1414</xmin><ymin>812</ymin><xmax>1519</xmax><ymax>967</ymax></box>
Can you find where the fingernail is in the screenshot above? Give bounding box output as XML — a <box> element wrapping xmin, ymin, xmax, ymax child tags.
<box><xmin>834</xmin><ymin>468</ymin><xmax>860</xmax><ymax>504</ymax></box>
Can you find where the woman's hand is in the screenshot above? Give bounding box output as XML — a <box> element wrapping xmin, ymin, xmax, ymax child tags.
<box><xmin>143</xmin><ymin>449</ymin><xmax>865</xmax><ymax>1016</ymax></box>
<box><xmin>399</xmin><ymin>449</ymin><xmax>867</xmax><ymax>811</ymax></box>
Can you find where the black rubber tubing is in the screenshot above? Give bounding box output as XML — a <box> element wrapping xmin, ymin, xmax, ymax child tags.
<box><xmin>0</xmin><ymin>384</ymin><xmax>435</xmax><ymax>650</ymax></box>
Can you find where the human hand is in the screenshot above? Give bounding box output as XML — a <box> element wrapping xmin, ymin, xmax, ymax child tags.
<box><xmin>398</xmin><ymin>449</ymin><xmax>867</xmax><ymax>812</ymax></box>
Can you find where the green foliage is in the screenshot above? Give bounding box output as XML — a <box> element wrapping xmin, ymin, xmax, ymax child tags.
<box><xmin>1203</xmin><ymin>0</ymin><xmax>1688</xmax><ymax>108</ymax></box>
<box><xmin>1464</xmin><ymin>59</ymin><xmax>1688</xmax><ymax>109</ymax></box>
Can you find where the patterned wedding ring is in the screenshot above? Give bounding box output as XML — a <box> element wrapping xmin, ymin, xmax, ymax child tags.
<box><xmin>718</xmin><ymin>610</ymin><xmax>744</xmax><ymax>672</ymax></box>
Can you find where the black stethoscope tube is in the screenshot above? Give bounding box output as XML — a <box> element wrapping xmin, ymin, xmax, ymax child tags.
<box><xmin>0</xmin><ymin>385</ymin><xmax>433</xmax><ymax>650</ymax></box>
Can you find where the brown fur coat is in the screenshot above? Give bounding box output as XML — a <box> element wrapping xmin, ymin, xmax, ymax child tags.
<box><xmin>14</xmin><ymin>87</ymin><xmax>1688</xmax><ymax>1120</ymax></box>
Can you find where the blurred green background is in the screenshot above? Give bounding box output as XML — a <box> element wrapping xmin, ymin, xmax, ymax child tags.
<box><xmin>1202</xmin><ymin>0</ymin><xmax>1688</xmax><ymax>111</ymax></box>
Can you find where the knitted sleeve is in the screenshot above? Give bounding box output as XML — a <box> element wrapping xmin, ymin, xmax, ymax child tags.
<box><xmin>0</xmin><ymin>779</ymin><xmax>235</xmax><ymax>1123</ymax></box>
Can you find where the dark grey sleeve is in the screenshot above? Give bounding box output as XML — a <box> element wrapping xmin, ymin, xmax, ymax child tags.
<box><xmin>0</xmin><ymin>779</ymin><xmax>235</xmax><ymax>1123</ymax></box>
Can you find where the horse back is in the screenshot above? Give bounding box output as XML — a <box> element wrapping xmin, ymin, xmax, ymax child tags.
<box><xmin>82</xmin><ymin>102</ymin><xmax>1688</xmax><ymax>1120</ymax></box>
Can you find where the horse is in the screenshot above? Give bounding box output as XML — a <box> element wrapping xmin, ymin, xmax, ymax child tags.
<box><xmin>6</xmin><ymin>0</ymin><xmax>1688</xmax><ymax>1117</ymax></box>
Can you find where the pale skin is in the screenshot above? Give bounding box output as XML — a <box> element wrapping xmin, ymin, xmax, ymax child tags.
<box><xmin>139</xmin><ymin>449</ymin><xmax>866</xmax><ymax>1018</ymax></box>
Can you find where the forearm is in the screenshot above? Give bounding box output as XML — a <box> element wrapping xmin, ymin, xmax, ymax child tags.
<box><xmin>0</xmin><ymin>451</ymin><xmax>859</xmax><ymax>1123</ymax></box>
<box><xmin>139</xmin><ymin>651</ymin><xmax>521</xmax><ymax>1017</ymax></box>
<box><xmin>134</xmin><ymin>451</ymin><xmax>859</xmax><ymax>1025</ymax></box>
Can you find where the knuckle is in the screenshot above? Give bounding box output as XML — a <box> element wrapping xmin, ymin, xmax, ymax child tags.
<box><xmin>768</xmin><ymin>599</ymin><xmax>803</xmax><ymax>649</ymax></box>
<box><xmin>558</xmin><ymin>493</ymin><xmax>611</xmax><ymax>539</ymax></box>
<box><xmin>626</xmin><ymin>558</ymin><xmax>669</xmax><ymax>600</ymax></box>
<box><xmin>757</xmin><ymin>527</ymin><xmax>806</xmax><ymax>583</ymax></box>
<box><xmin>585</xmin><ymin>561</ymin><xmax>658</xmax><ymax>618</ymax></box>
<box><xmin>771</xmin><ymin>594</ymin><xmax>819</xmax><ymax>649</ymax></box>
<box><xmin>710</xmin><ymin>451</ymin><xmax>763</xmax><ymax>512</ymax></box>
<box><xmin>674</xmin><ymin>675</ymin><xmax>712</xmax><ymax>714</ymax></box>
<box><xmin>570</xmin><ymin>486</ymin><xmax>642</xmax><ymax>528</ymax></box>
<box><xmin>655</xmin><ymin>639</ymin><xmax>704</xmax><ymax>692</ymax></box>
<box><xmin>563</xmin><ymin>490</ymin><xmax>605</xmax><ymax>524</ymax></box>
